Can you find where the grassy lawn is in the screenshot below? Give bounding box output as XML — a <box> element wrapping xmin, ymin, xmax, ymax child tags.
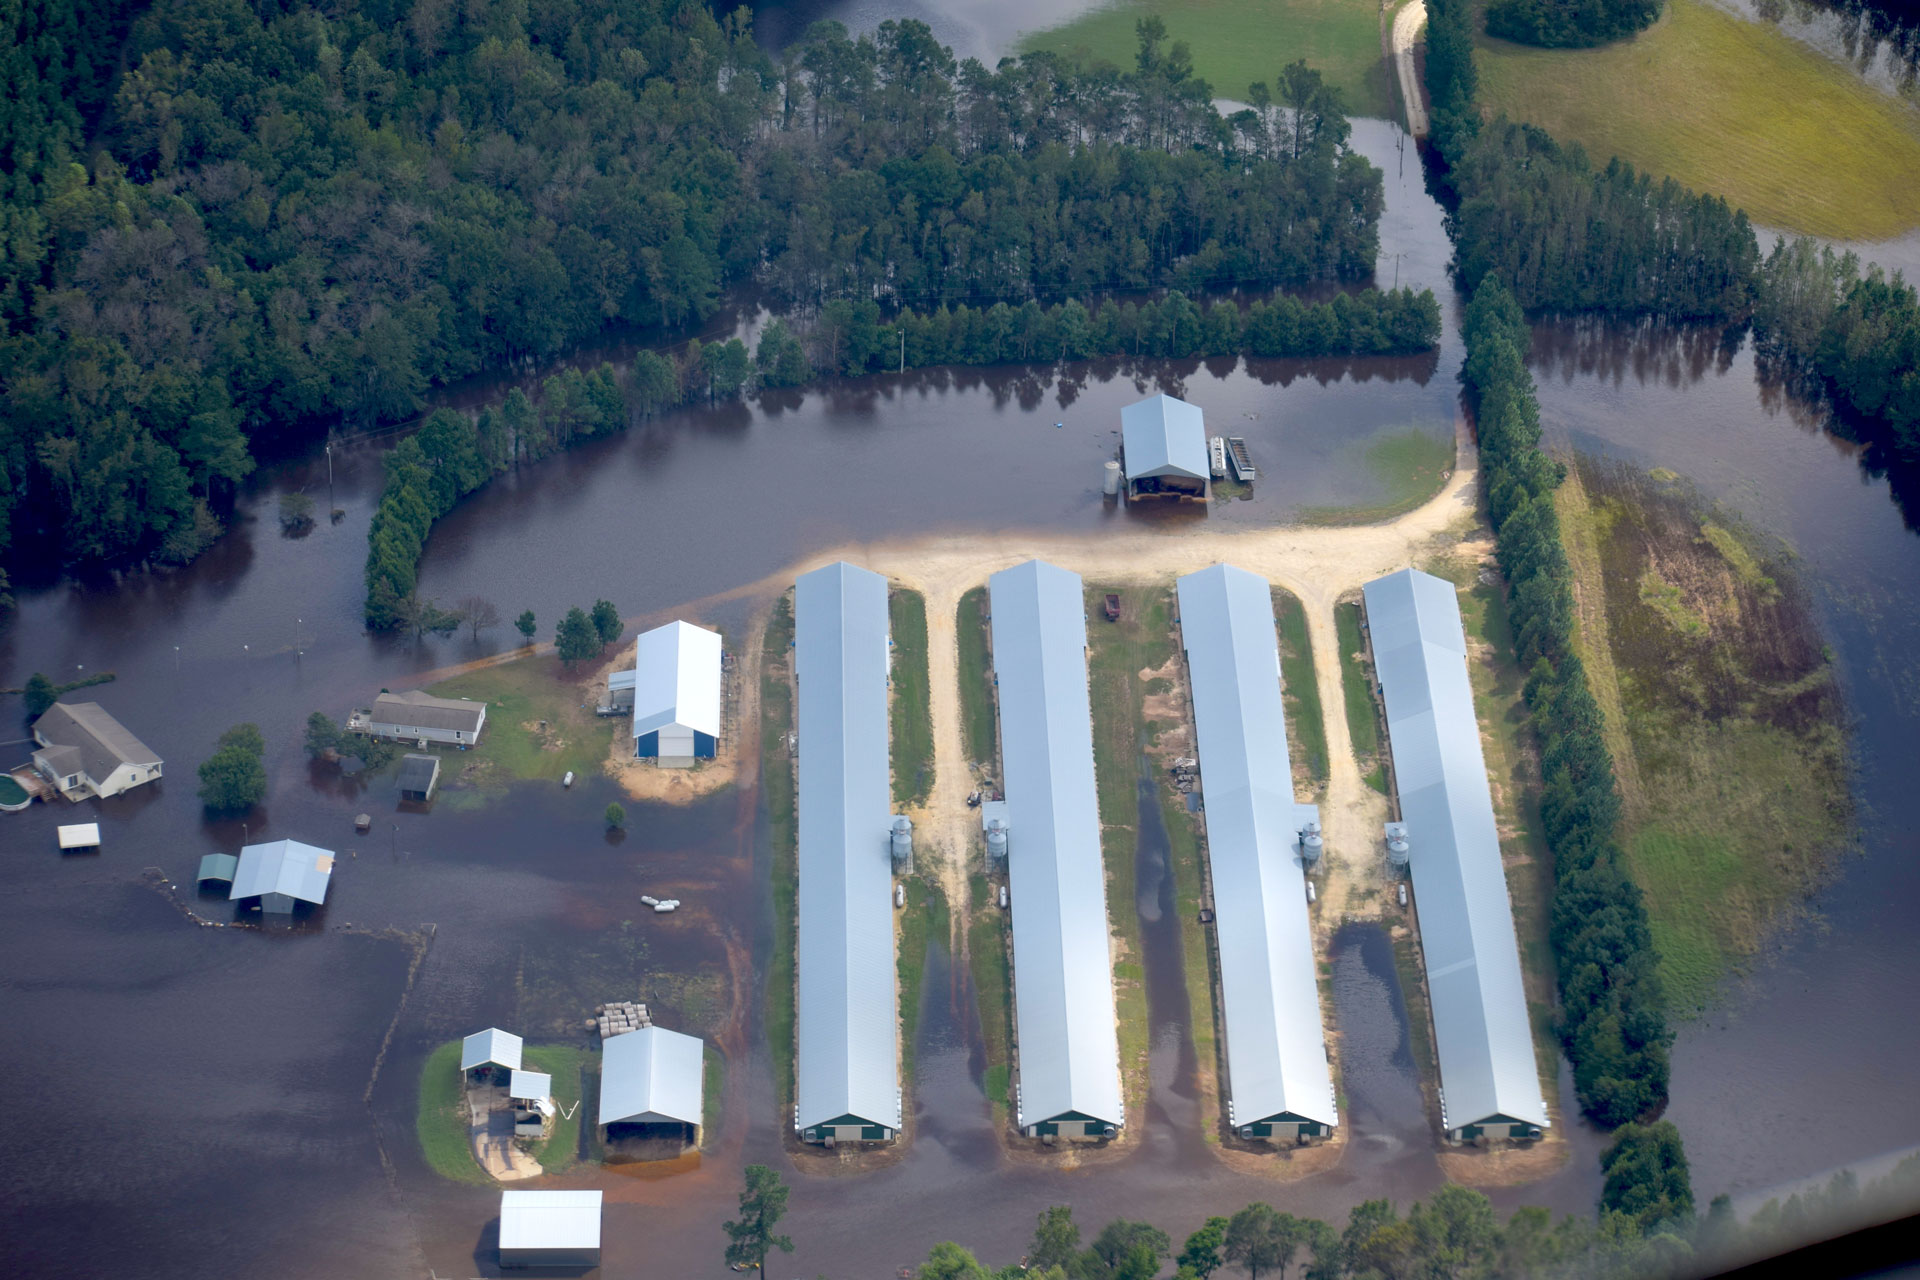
<box><xmin>1475</xmin><ymin>0</ymin><xmax>1920</xmax><ymax>239</ymax></box>
<box><xmin>415</xmin><ymin>1041</ymin><xmax>493</xmax><ymax>1185</ymax></box>
<box><xmin>1022</xmin><ymin>0</ymin><xmax>1393</xmax><ymax>120</ymax></box>
<box><xmin>522</xmin><ymin>1044</ymin><xmax>596</xmax><ymax>1173</ymax></box>
<box><xmin>1301</xmin><ymin>427</ymin><xmax>1455</xmax><ymax>527</ymax></box>
<box><xmin>1557</xmin><ymin>459</ymin><xmax>1852</xmax><ymax>1011</ymax></box>
<box><xmin>968</xmin><ymin>873</ymin><xmax>1016</xmax><ymax>1119</ymax></box>
<box><xmin>703</xmin><ymin>1045</ymin><xmax>724</xmax><ymax>1149</ymax></box>
<box><xmin>897</xmin><ymin>874</ymin><xmax>951</xmax><ymax>1084</ymax></box>
<box><xmin>1335</xmin><ymin>600</ymin><xmax>1385</xmax><ymax>791</ymax></box>
<box><xmin>1274</xmin><ymin>586</ymin><xmax>1329</xmax><ymax>794</ymax></box>
<box><xmin>426</xmin><ymin>655</ymin><xmax>616</xmax><ymax>805</ymax></box>
<box><xmin>760</xmin><ymin>597</ymin><xmax>799</xmax><ymax>1111</ymax></box>
<box><xmin>956</xmin><ymin>587</ymin><xmax>998</xmax><ymax>768</ymax></box>
<box><xmin>890</xmin><ymin>588</ymin><xmax>934</xmax><ymax>808</ymax></box>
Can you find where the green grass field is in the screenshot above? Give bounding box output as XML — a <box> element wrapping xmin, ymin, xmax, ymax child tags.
<box><xmin>956</xmin><ymin>587</ymin><xmax>999</xmax><ymax>768</ymax></box>
<box><xmin>521</xmin><ymin>1044</ymin><xmax>595</xmax><ymax>1173</ymax></box>
<box><xmin>897</xmin><ymin>875</ymin><xmax>951</xmax><ymax>1083</ymax></box>
<box><xmin>415</xmin><ymin>1041</ymin><xmax>493</xmax><ymax>1185</ymax></box>
<box><xmin>1301</xmin><ymin>427</ymin><xmax>1454</xmax><ymax>526</ymax></box>
<box><xmin>426</xmin><ymin>656</ymin><xmax>616</xmax><ymax>804</ymax></box>
<box><xmin>1023</xmin><ymin>0</ymin><xmax>1393</xmax><ymax>120</ymax></box>
<box><xmin>1274</xmin><ymin>586</ymin><xmax>1329</xmax><ymax>792</ymax></box>
<box><xmin>1475</xmin><ymin>0</ymin><xmax>1920</xmax><ymax>239</ymax></box>
<box><xmin>703</xmin><ymin>1046</ymin><xmax>723</xmax><ymax>1149</ymax></box>
<box><xmin>890</xmin><ymin>589</ymin><xmax>934</xmax><ymax>808</ymax></box>
<box><xmin>1334</xmin><ymin>601</ymin><xmax>1384</xmax><ymax>792</ymax></box>
<box><xmin>760</xmin><ymin>598</ymin><xmax>799</xmax><ymax>1110</ymax></box>
<box><xmin>966</xmin><ymin>873</ymin><xmax>1016</xmax><ymax>1118</ymax></box>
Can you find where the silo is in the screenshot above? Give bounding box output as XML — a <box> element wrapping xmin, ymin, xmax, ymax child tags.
<box><xmin>890</xmin><ymin>815</ymin><xmax>913</xmax><ymax>868</ymax></box>
<box><xmin>1103</xmin><ymin>460</ymin><xmax>1122</xmax><ymax>496</ymax></box>
<box><xmin>1384</xmin><ymin>821</ymin><xmax>1411</xmax><ymax>868</ymax></box>
<box><xmin>1298</xmin><ymin>820</ymin><xmax>1323</xmax><ymax>865</ymax></box>
<box><xmin>985</xmin><ymin>817</ymin><xmax>1008</xmax><ymax>861</ymax></box>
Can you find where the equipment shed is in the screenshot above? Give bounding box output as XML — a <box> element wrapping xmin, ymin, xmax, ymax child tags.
<box><xmin>600</xmin><ymin>1025</ymin><xmax>705</xmax><ymax>1147</ymax></box>
<box><xmin>1120</xmin><ymin>394</ymin><xmax>1210</xmax><ymax>499</ymax></box>
<box><xmin>631</xmin><ymin>621</ymin><xmax>723</xmax><ymax>760</ymax></box>
<box><xmin>228</xmin><ymin>838</ymin><xmax>334</xmax><ymax>914</ymax></box>
<box><xmin>498</xmin><ymin>1190</ymin><xmax>601</xmax><ymax>1269</ymax></box>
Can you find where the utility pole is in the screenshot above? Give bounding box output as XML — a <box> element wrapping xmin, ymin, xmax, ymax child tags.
<box><xmin>325</xmin><ymin>439</ymin><xmax>334</xmax><ymax>520</ymax></box>
<box><xmin>899</xmin><ymin>329</ymin><xmax>906</xmax><ymax>375</ymax></box>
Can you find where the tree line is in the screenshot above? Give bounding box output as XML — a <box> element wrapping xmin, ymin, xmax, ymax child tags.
<box><xmin>0</xmin><ymin>0</ymin><xmax>1390</xmax><ymax>588</ymax></box>
<box><xmin>1461</xmin><ymin>280</ymin><xmax>1675</xmax><ymax>1130</ymax></box>
<box><xmin>360</xmin><ymin>285</ymin><xmax>1440</xmax><ymax>625</ymax></box>
<box><xmin>1485</xmin><ymin>0</ymin><xmax>1663</xmax><ymax>48</ymax></box>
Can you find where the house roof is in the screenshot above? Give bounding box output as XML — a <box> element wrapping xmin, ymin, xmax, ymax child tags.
<box><xmin>228</xmin><ymin>839</ymin><xmax>335</xmax><ymax>906</ymax></box>
<box><xmin>509</xmin><ymin>1069</ymin><xmax>552</xmax><ymax>1101</ymax></box>
<box><xmin>988</xmin><ymin>560</ymin><xmax>1125</xmax><ymax>1130</ymax></box>
<box><xmin>369</xmin><ymin>690</ymin><xmax>485</xmax><ymax>734</ymax></box>
<box><xmin>33</xmin><ymin>702</ymin><xmax>161</xmax><ymax>780</ymax></box>
<box><xmin>498</xmin><ymin>1190</ymin><xmax>601</xmax><ymax>1252</ymax></box>
<box><xmin>462</xmin><ymin>1027</ymin><xmax>524</xmax><ymax>1072</ymax></box>
<box><xmin>599</xmin><ymin>1025</ymin><xmax>704</xmax><ymax>1127</ymax></box>
<box><xmin>1176</xmin><ymin>565</ymin><xmax>1338</xmax><ymax>1129</ymax></box>
<box><xmin>1120</xmin><ymin>394</ymin><xmax>1209</xmax><ymax>482</ymax></box>
<box><xmin>397</xmin><ymin>754</ymin><xmax>439</xmax><ymax>792</ymax></box>
<box><xmin>792</xmin><ymin>562</ymin><xmax>899</xmax><ymax>1133</ymax></box>
<box><xmin>1362</xmin><ymin>568</ymin><xmax>1549</xmax><ymax>1131</ymax></box>
<box><xmin>35</xmin><ymin>744</ymin><xmax>84</xmax><ymax>777</ymax></box>
<box><xmin>631</xmin><ymin>621</ymin><xmax>723</xmax><ymax>740</ymax></box>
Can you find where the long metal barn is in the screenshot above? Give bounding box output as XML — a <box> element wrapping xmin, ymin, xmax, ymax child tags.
<box><xmin>987</xmin><ymin>559</ymin><xmax>1125</xmax><ymax>1141</ymax></box>
<box><xmin>1361</xmin><ymin>567</ymin><xmax>1550</xmax><ymax>1143</ymax></box>
<box><xmin>1176</xmin><ymin>564</ymin><xmax>1339</xmax><ymax>1143</ymax></box>
<box><xmin>793</xmin><ymin>561</ymin><xmax>901</xmax><ymax>1145</ymax></box>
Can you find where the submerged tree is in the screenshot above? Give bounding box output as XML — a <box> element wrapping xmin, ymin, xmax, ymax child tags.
<box><xmin>199</xmin><ymin>723</ymin><xmax>267</xmax><ymax>812</ymax></box>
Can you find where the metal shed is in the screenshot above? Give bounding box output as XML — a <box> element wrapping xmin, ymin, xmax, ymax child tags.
<box><xmin>1362</xmin><ymin>568</ymin><xmax>1549</xmax><ymax>1141</ymax></box>
<box><xmin>397</xmin><ymin>753</ymin><xmax>440</xmax><ymax>801</ymax></box>
<box><xmin>988</xmin><ymin>559</ymin><xmax>1125</xmax><ymax>1139</ymax></box>
<box><xmin>599</xmin><ymin>1025</ymin><xmax>705</xmax><ymax>1143</ymax></box>
<box><xmin>498</xmin><ymin>1189</ymin><xmax>601</xmax><ymax>1269</ymax></box>
<box><xmin>57</xmin><ymin>823</ymin><xmax>101</xmax><ymax>851</ymax></box>
<box><xmin>792</xmin><ymin>562</ymin><xmax>900</xmax><ymax>1144</ymax></box>
<box><xmin>1176</xmin><ymin>565</ymin><xmax>1338</xmax><ymax>1142</ymax></box>
<box><xmin>631</xmin><ymin>620</ymin><xmax>723</xmax><ymax>760</ymax></box>
<box><xmin>228</xmin><ymin>838</ymin><xmax>334</xmax><ymax>914</ymax></box>
<box><xmin>461</xmin><ymin>1027</ymin><xmax>524</xmax><ymax>1076</ymax></box>
<box><xmin>1120</xmin><ymin>394</ymin><xmax>1210</xmax><ymax>499</ymax></box>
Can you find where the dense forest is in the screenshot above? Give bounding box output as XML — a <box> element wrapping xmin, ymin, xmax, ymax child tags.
<box><xmin>1461</xmin><ymin>280</ymin><xmax>1676</xmax><ymax>1129</ymax></box>
<box><xmin>0</xmin><ymin>1</ymin><xmax>1387</xmax><ymax>591</ymax></box>
<box><xmin>1485</xmin><ymin>0</ymin><xmax>1664</xmax><ymax>48</ymax></box>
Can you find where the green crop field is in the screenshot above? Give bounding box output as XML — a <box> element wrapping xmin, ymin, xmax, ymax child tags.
<box><xmin>1476</xmin><ymin>0</ymin><xmax>1920</xmax><ymax>239</ymax></box>
<box><xmin>1022</xmin><ymin>0</ymin><xmax>1393</xmax><ymax>121</ymax></box>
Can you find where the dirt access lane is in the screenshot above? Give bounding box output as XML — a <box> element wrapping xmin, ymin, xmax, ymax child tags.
<box><xmin>1391</xmin><ymin>0</ymin><xmax>1430</xmax><ymax>139</ymax></box>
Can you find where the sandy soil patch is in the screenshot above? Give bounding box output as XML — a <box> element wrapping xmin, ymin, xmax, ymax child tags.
<box><xmin>1437</xmin><ymin>1135</ymin><xmax>1571</xmax><ymax>1186</ymax></box>
<box><xmin>1213</xmin><ymin>1137</ymin><xmax>1348</xmax><ymax>1181</ymax></box>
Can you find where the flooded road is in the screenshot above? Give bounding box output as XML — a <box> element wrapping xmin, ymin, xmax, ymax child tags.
<box><xmin>1</xmin><ymin>80</ymin><xmax>1918</xmax><ymax>1277</ymax></box>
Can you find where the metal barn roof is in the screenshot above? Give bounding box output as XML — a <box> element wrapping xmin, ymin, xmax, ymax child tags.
<box><xmin>1120</xmin><ymin>394</ymin><xmax>1209</xmax><ymax>482</ymax></box>
<box><xmin>508</xmin><ymin>1070</ymin><xmax>552</xmax><ymax>1102</ymax></box>
<box><xmin>369</xmin><ymin>690</ymin><xmax>485</xmax><ymax>735</ymax></box>
<box><xmin>227</xmin><ymin>838</ymin><xmax>335</xmax><ymax>905</ymax></box>
<box><xmin>498</xmin><ymin>1190</ymin><xmax>601</xmax><ymax>1252</ymax></box>
<box><xmin>988</xmin><ymin>560</ymin><xmax>1124</xmax><ymax>1130</ymax></box>
<box><xmin>792</xmin><ymin>562</ymin><xmax>899</xmax><ymax>1133</ymax></box>
<box><xmin>461</xmin><ymin>1027</ymin><xmax>524</xmax><ymax>1072</ymax></box>
<box><xmin>1362</xmin><ymin>568</ymin><xmax>1549</xmax><ymax>1131</ymax></box>
<box><xmin>631</xmin><ymin>620</ymin><xmax>723</xmax><ymax>740</ymax></box>
<box><xmin>1176</xmin><ymin>565</ymin><xmax>1338</xmax><ymax>1129</ymax></box>
<box><xmin>599</xmin><ymin>1026</ymin><xmax>704</xmax><ymax>1127</ymax></box>
<box><xmin>57</xmin><ymin>823</ymin><xmax>101</xmax><ymax>850</ymax></box>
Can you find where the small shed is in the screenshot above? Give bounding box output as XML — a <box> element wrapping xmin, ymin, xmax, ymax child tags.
<box><xmin>461</xmin><ymin>1027</ymin><xmax>524</xmax><ymax>1084</ymax></box>
<box><xmin>599</xmin><ymin>1025</ymin><xmax>705</xmax><ymax>1147</ymax></box>
<box><xmin>1120</xmin><ymin>394</ymin><xmax>1210</xmax><ymax>500</ymax></box>
<box><xmin>57</xmin><ymin>823</ymin><xmax>101</xmax><ymax>851</ymax></box>
<box><xmin>228</xmin><ymin>838</ymin><xmax>334</xmax><ymax>914</ymax></box>
<box><xmin>498</xmin><ymin>1189</ymin><xmax>602</xmax><ymax>1269</ymax></box>
<box><xmin>398</xmin><ymin>753</ymin><xmax>440</xmax><ymax>802</ymax></box>
<box><xmin>197</xmin><ymin>853</ymin><xmax>239</xmax><ymax>886</ymax></box>
<box><xmin>510</xmin><ymin>1068</ymin><xmax>555</xmax><ymax>1134</ymax></box>
<box><xmin>632</xmin><ymin>621</ymin><xmax>723</xmax><ymax>761</ymax></box>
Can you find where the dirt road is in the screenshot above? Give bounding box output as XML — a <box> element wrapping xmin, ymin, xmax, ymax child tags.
<box><xmin>1391</xmin><ymin>0</ymin><xmax>1430</xmax><ymax>139</ymax></box>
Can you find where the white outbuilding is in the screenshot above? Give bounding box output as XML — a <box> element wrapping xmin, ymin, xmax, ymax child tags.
<box><xmin>461</xmin><ymin>1027</ymin><xmax>524</xmax><ymax>1083</ymax></box>
<box><xmin>498</xmin><ymin>1189</ymin><xmax>602</xmax><ymax>1269</ymax></box>
<box><xmin>631</xmin><ymin>621</ymin><xmax>723</xmax><ymax>760</ymax></box>
<box><xmin>228</xmin><ymin>838</ymin><xmax>335</xmax><ymax>914</ymax></box>
<box><xmin>1120</xmin><ymin>394</ymin><xmax>1210</xmax><ymax>500</ymax></box>
<box><xmin>599</xmin><ymin>1025</ymin><xmax>705</xmax><ymax>1147</ymax></box>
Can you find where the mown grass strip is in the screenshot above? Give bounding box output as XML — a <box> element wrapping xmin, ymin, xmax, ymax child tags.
<box><xmin>760</xmin><ymin>596</ymin><xmax>798</xmax><ymax>1113</ymax></box>
<box><xmin>967</xmin><ymin>873</ymin><xmax>1015</xmax><ymax>1117</ymax></box>
<box><xmin>1335</xmin><ymin>600</ymin><xmax>1383</xmax><ymax>782</ymax></box>
<box><xmin>897</xmin><ymin>875</ymin><xmax>951</xmax><ymax>1084</ymax></box>
<box><xmin>1274</xmin><ymin>586</ymin><xmax>1329</xmax><ymax>792</ymax></box>
<box><xmin>889</xmin><ymin>588</ymin><xmax>934</xmax><ymax>808</ymax></box>
<box><xmin>956</xmin><ymin>586</ymin><xmax>998</xmax><ymax>767</ymax></box>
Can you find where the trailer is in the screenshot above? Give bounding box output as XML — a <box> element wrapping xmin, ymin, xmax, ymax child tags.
<box><xmin>1225</xmin><ymin>437</ymin><xmax>1257</xmax><ymax>482</ymax></box>
<box><xmin>1103</xmin><ymin>593</ymin><xmax>1121</xmax><ymax>622</ymax></box>
<box><xmin>1208</xmin><ymin>435</ymin><xmax>1228</xmax><ymax>480</ymax></box>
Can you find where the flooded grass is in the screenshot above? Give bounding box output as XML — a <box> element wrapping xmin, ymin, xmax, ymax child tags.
<box><xmin>703</xmin><ymin>1045</ymin><xmax>723</xmax><ymax>1149</ymax></box>
<box><xmin>889</xmin><ymin>588</ymin><xmax>934</xmax><ymax>809</ymax></box>
<box><xmin>1476</xmin><ymin>0</ymin><xmax>1920</xmax><ymax>238</ymax></box>
<box><xmin>1275</xmin><ymin>586</ymin><xmax>1330</xmax><ymax>793</ymax></box>
<box><xmin>1336</xmin><ymin>600</ymin><xmax>1386</xmax><ymax>790</ymax></box>
<box><xmin>966</xmin><ymin>872</ymin><xmax>1015</xmax><ymax>1119</ymax></box>
<box><xmin>1021</xmin><ymin>0</ymin><xmax>1394</xmax><ymax>120</ymax></box>
<box><xmin>1300</xmin><ymin>427</ymin><xmax>1455</xmax><ymax>526</ymax></box>
<box><xmin>523</xmin><ymin>1044</ymin><xmax>595</xmax><ymax>1173</ymax></box>
<box><xmin>427</xmin><ymin>655</ymin><xmax>616</xmax><ymax>802</ymax></box>
<box><xmin>1559</xmin><ymin>458</ymin><xmax>1853</xmax><ymax>1011</ymax></box>
<box><xmin>415</xmin><ymin>1041</ymin><xmax>494</xmax><ymax>1185</ymax></box>
<box><xmin>955</xmin><ymin>587</ymin><xmax>998</xmax><ymax>768</ymax></box>
<box><xmin>760</xmin><ymin>596</ymin><xmax>798</xmax><ymax>1111</ymax></box>
<box><xmin>897</xmin><ymin>874</ymin><xmax>951</xmax><ymax>1086</ymax></box>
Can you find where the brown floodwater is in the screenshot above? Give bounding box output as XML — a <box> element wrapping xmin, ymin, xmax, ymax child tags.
<box><xmin>3</xmin><ymin>91</ymin><xmax>1920</xmax><ymax>1279</ymax></box>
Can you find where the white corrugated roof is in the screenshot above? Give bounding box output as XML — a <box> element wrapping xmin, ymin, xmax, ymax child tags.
<box><xmin>1121</xmin><ymin>394</ymin><xmax>1209</xmax><ymax>482</ymax></box>
<box><xmin>1362</xmin><ymin>568</ymin><xmax>1549</xmax><ymax>1131</ymax></box>
<box><xmin>461</xmin><ymin>1027</ymin><xmax>524</xmax><ymax>1072</ymax></box>
<box><xmin>227</xmin><ymin>839</ymin><xmax>334</xmax><ymax>905</ymax></box>
<box><xmin>499</xmin><ymin>1190</ymin><xmax>601</xmax><ymax>1251</ymax></box>
<box><xmin>631</xmin><ymin>621</ymin><xmax>723</xmax><ymax>740</ymax></box>
<box><xmin>793</xmin><ymin>562</ymin><xmax>900</xmax><ymax>1133</ymax></box>
<box><xmin>599</xmin><ymin>1025</ymin><xmax>704</xmax><ymax>1127</ymax></box>
<box><xmin>1177</xmin><ymin>565</ymin><xmax>1338</xmax><ymax>1129</ymax></box>
<box><xmin>508</xmin><ymin>1069</ymin><xmax>551</xmax><ymax>1101</ymax></box>
<box><xmin>989</xmin><ymin>560</ymin><xmax>1124</xmax><ymax>1131</ymax></box>
<box><xmin>57</xmin><ymin>823</ymin><xmax>101</xmax><ymax>849</ymax></box>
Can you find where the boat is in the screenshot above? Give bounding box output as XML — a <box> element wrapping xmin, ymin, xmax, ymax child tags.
<box><xmin>1208</xmin><ymin>435</ymin><xmax>1228</xmax><ymax>479</ymax></box>
<box><xmin>562</xmin><ymin>771</ymin><xmax>574</xmax><ymax>788</ymax></box>
<box><xmin>1226</xmin><ymin>436</ymin><xmax>1257</xmax><ymax>481</ymax></box>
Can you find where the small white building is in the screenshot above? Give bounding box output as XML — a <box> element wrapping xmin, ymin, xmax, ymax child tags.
<box><xmin>631</xmin><ymin>621</ymin><xmax>722</xmax><ymax>761</ymax></box>
<box><xmin>1120</xmin><ymin>394</ymin><xmax>1210</xmax><ymax>500</ymax></box>
<box><xmin>57</xmin><ymin>823</ymin><xmax>101</xmax><ymax>851</ymax></box>
<box><xmin>509</xmin><ymin>1069</ymin><xmax>554</xmax><ymax>1135</ymax></box>
<box><xmin>228</xmin><ymin>838</ymin><xmax>334</xmax><ymax>914</ymax></box>
<box><xmin>461</xmin><ymin>1027</ymin><xmax>524</xmax><ymax>1083</ymax></box>
<box><xmin>499</xmin><ymin>1189</ymin><xmax>602</xmax><ymax>1269</ymax></box>
<box><xmin>357</xmin><ymin>690</ymin><xmax>487</xmax><ymax>746</ymax></box>
<box><xmin>599</xmin><ymin>1025</ymin><xmax>705</xmax><ymax>1147</ymax></box>
<box><xmin>31</xmin><ymin>702</ymin><xmax>163</xmax><ymax>800</ymax></box>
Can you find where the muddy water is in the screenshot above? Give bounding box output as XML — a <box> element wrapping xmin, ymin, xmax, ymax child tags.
<box><xmin>1133</xmin><ymin>758</ymin><xmax>1207</xmax><ymax>1159</ymax></box>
